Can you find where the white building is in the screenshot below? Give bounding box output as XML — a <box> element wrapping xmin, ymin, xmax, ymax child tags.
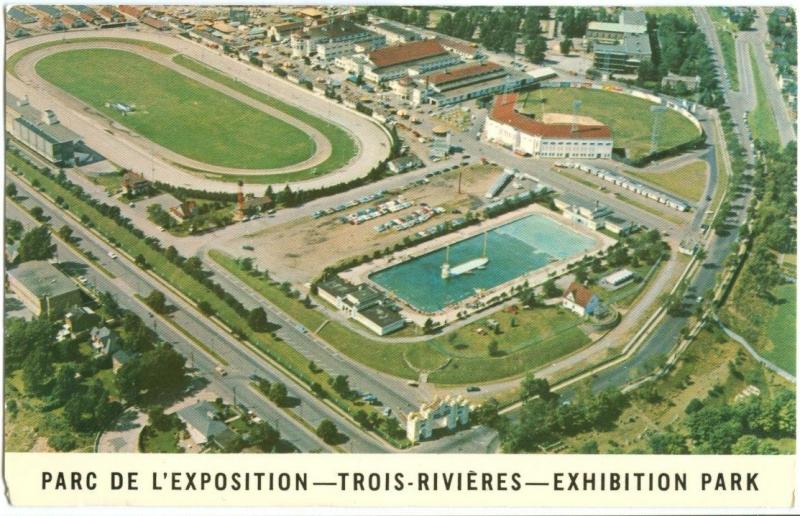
<box><xmin>291</xmin><ymin>21</ymin><xmax>385</xmax><ymax>62</ymax></box>
<box><xmin>483</xmin><ymin>92</ymin><xmax>613</xmax><ymax>159</ymax></box>
<box><xmin>406</xmin><ymin>395</ymin><xmax>471</xmax><ymax>443</ymax></box>
<box><xmin>360</xmin><ymin>39</ymin><xmax>461</xmax><ymax>83</ymax></box>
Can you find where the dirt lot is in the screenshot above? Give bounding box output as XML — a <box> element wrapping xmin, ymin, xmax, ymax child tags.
<box><xmin>244</xmin><ymin>164</ymin><xmax>504</xmax><ymax>283</ymax></box>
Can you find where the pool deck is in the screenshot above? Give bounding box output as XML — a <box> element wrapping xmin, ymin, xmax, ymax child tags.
<box><xmin>340</xmin><ymin>203</ymin><xmax>617</xmax><ymax>327</ymax></box>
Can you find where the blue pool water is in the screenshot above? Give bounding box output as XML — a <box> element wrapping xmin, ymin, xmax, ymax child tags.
<box><xmin>369</xmin><ymin>214</ymin><xmax>596</xmax><ymax>312</ymax></box>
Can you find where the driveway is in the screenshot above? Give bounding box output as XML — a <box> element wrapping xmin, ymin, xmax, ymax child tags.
<box><xmin>97</xmin><ymin>409</ymin><xmax>147</xmax><ymax>453</ymax></box>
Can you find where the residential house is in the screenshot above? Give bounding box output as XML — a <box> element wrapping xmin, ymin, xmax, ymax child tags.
<box><xmin>562</xmin><ymin>282</ymin><xmax>601</xmax><ymax>317</ymax></box>
<box><xmin>90</xmin><ymin>326</ymin><xmax>120</xmax><ymax>355</ymax></box>
<box><xmin>177</xmin><ymin>401</ymin><xmax>240</xmax><ymax>450</ymax></box>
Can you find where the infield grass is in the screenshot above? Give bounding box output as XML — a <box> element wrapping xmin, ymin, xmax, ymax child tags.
<box><xmin>518</xmin><ymin>88</ymin><xmax>700</xmax><ymax>160</ymax></box>
<box><xmin>748</xmin><ymin>47</ymin><xmax>781</xmax><ymax>146</ymax></box>
<box><xmin>35</xmin><ymin>49</ymin><xmax>315</xmax><ymax>169</ymax></box>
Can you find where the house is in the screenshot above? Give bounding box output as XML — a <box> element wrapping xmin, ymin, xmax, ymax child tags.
<box><xmin>90</xmin><ymin>326</ymin><xmax>120</xmax><ymax>354</ymax></box>
<box><xmin>171</xmin><ymin>200</ymin><xmax>198</xmax><ymax>221</ymax></box>
<box><xmin>64</xmin><ymin>306</ymin><xmax>101</xmax><ymax>334</ymax></box>
<box><xmin>177</xmin><ymin>401</ymin><xmax>239</xmax><ymax>450</ymax></box>
<box><xmin>112</xmin><ymin>349</ymin><xmax>135</xmax><ymax>372</ymax></box>
<box><xmin>122</xmin><ymin>171</ymin><xmax>150</xmax><ymax>196</ymax></box>
<box><xmin>562</xmin><ymin>282</ymin><xmax>601</xmax><ymax>317</ymax></box>
<box><xmin>387</xmin><ymin>155</ymin><xmax>422</xmax><ymax>174</ymax></box>
<box><xmin>6</xmin><ymin>261</ymin><xmax>82</xmax><ymax>317</ymax></box>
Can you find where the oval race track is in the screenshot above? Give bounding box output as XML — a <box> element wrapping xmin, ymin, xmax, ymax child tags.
<box><xmin>6</xmin><ymin>28</ymin><xmax>392</xmax><ymax>194</ymax></box>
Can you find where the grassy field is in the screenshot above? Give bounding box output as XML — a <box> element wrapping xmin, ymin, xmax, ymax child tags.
<box><xmin>748</xmin><ymin>47</ymin><xmax>781</xmax><ymax>146</ymax></box>
<box><xmin>6</xmin><ymin>37</ymin><xmax>175</xmax><ymax>78</ymax></box>
<box><xmin>36</xmin><ymin>49</ymin><xmax>315</xmax><ymax>170</ymax></box>
<box><xmin>172</xmin><ymin>55</ymin><xmax>360</xmax><ymax>183</ymax></box>
<box><xmin>717</xmin><ymin>29</ymin><xmax>740</xmax><ymax>92</ymax></box>
<box><xmin>623</xmin><ymin>160</ymin><xmax>709</xmax><ymax>202</ymax></box>
<box><xmin>642</xmin><ymin>7</ymin><xmax>694</xmax><ymax>18</ymax></box>
<box><xmin>210</xmin><ymin>250</ymin><xmax>592</xmax><ymax>385</ymax></box>
<box><xmin>764</xmin><ymin>283</ymin><xmax>796</xmax><ymax>375</ymax></box>
<box><xmin>518</xmin><ymin>88</ymin><xmax>701</xmax><ymax>159</ymax></box>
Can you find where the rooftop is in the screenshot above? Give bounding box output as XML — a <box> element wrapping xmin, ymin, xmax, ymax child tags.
<box><xmin>7</xmin><ymin>93</ymin><xmax>81</xmax><ymax>144</ymax></box>
<box><xmin>437</xmin><ymin>37</ymin><xmax>478</xmax><ymax>56</ymax></box>
<box><xmin>374</xmin><ymin>21</ymin><xmax>420</xmax><ymax>40</ymax></box>
<box><xmin>587</xmin><ymin>21</ymin><xmax>648</xmax><ymax>35</ymax></box>
<box><xmin>368</xmin><ymin>39</ymin><xmax>448</xmax><ymax>69</ymax></box>
<box><xmin>7</xmin><ymin>261</ymin><xmax>79</xmax><ymax>299</ymax></box>
<box><xmin>177</xmin><ymin>401</ymin><xmax>230</xmax><ymax>439</ymax></box>
<box><xmin>426</xmin><ymin>61</ymin><xmax>503</xmax><ymax>87</ymax></box>
<box><xmin>318</xmin><ymin>276</ymin><xmax>357</xmax><ymax>298</ymax></box>
<box><xmin>490</xmin><ymin>92</ymin><xmax>612</xmax><ymax>140</ymax></box>
<box><xmin>563</xmin><ymin>281</ymin><xmax>596</xmax><ymax>308</ymax></box>
<box><xmin>307</xmin><ymin>20</ymin><xmax>370</xmax><ymax>40</ymax></box>
<box><xmin>358</xmin><ymin>304</ymin><xmax>403</xmax><ymax>328</ymax></box>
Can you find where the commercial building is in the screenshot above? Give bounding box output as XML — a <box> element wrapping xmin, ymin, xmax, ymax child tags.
<box><xmin>562</xmin><ymin>282</ymin><xmax>600</xmax><ymax>317</ymax></box>
<box><xmin>586</xmin><ymin>10</ymin><xmax>651</xmax><ymax>75</ymax></box>
<box><xmin>372</xmin><ymin>22</ymin><xmax>421</xmax><ymax>44</ymax></box>
<box><xmin>316</xmin><ymin>277</ymin><xmax>405</xmax><ymax>335</ymax></box>
<box><xmin>406</xmin><ymin>395</ymin><xmax>471</xmax><ymax>443</ymax></box>
<box><xmin>483</xmin><ymin>92</ymin><xmax>613</xmax><ymax>159</ymax></box>
<box><xmin>291</xmin><ymin>21</ymin><xmax>385</xmax><ymax>62</ymax></box>
<box><xmin>7</xmin><ymin>261</ymin><xmax>82</xmax><ymax>318</ymax></box>
<box><xmin>438</xmin><ymin>38</ymin><xmax>481</xmax><ymax>61</ymax></box>
<box><xmin>600</xmin><ymin>269</ymin><xmax>635</xmax><ymax>289</ymax></box>
<box><xmin>554</xmin><ymin>192</ymin><xmax>612</xmax><ymax>230</ymax></box>
<box><xmin>417</xmin><ymin>61</ymin><xmax>538</xmax><ymax>107</ymax></box>
<box><xmin>361</xmin><ymin>39</ymin><xmax>460</xmax><ymax>83</ymax></box>
<box><xmin>6</xmin><ymin>93</ymin><xmax>81</xmax><ymax>165</ymax></box>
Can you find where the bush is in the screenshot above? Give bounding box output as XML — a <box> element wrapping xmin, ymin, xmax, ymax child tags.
<box><xmin>48</xmin><ymin>433</ymin><xmax>78</xmax><ymax>451</ymax></box>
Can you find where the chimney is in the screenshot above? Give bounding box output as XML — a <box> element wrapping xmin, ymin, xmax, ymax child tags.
<box><xmin>42</xmin><ymin>110</ymin><xmax>59</xmax><ymax>126</ymax></box>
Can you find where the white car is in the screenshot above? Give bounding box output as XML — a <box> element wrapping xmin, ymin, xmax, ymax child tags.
<box><xmin>77</xmin><ymin>276</ymin><xmax>88</xmax><ymax>284</ymax></box>
<box><xmin>107</xmin><ymin>251</ymin><xmax>118</xmax><ymax>259</ymax></box>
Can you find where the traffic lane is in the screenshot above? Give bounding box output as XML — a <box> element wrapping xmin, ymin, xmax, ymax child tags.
<box><xmin>6</xmin><ymin>198</ymin><xmax>327</xmax><ymax>452</ymax></box>
<box><xmin>205</xmin><ymin>262</ymin><xmax>421</xmax><ymax>413</ymax></box>
<box><xmin>13</xmin><ymin>179</ymin><xmax>387</xmax><ymax>453</ymax></box>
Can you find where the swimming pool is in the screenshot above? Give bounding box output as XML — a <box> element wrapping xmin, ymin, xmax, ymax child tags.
<box><xmin>369</xmin><ymin>214</ymin><xmax>597</xmax><ymax>312</ymax></box>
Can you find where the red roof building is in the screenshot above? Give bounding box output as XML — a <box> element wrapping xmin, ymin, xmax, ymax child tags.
<box><xmin>368</xmin><ymin>39</ymin><xmax>448</xmax><ymax>69</ymax></box>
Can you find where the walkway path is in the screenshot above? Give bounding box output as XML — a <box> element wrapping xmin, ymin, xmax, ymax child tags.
<box><xmin>714</xmin><ymin>314</ymin><xmax>796</xmax><ymax>383</ymax></box>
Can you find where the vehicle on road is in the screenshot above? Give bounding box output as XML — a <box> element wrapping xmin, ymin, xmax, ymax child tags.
<box><xmin>406</xmin><ymin>381</ymin><xmax>419</xmax><ymax>387</ymax></box>
<box><xmin>77</xmin><ymin>275</ymin><xmax>88</xmax><ymax>284</ymax></box>
<box><xmin>466</xmin><ymin>386</ymin><xmax>480</xmax><ymax>392</ymax></box>
<box><xmin>243</xmin><ymin>245</ymin><xmax>254</xmax><ymax>251</ymax></box>
<box><xmin>215</xmin><ymin>365</ymin><xmax>227</xmax><ymax>376</ymax></box>
<box><xmin>107</xmin><ymin>251</ymin><xmax>118</xmax><ymax>259</ymax></box>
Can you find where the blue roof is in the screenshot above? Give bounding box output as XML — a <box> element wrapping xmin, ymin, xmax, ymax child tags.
<box><xmin>8</xmin><ymin>7</ymin><xmax>37</xmax><ymax>23</ymax></box>
<box><xmin>35</xmin><ymin>5</ymin><xmax>62</xmax><ymax>17</ymax></box>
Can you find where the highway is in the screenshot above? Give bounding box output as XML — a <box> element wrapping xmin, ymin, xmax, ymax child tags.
<box><xmin>7</xmin><ymin>173</ymin><xmax>390</xmax><ymax>453</ymax></box>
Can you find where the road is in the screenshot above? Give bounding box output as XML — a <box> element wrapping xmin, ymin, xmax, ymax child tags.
<box><xmin>8</xmin><ymin>175</ymin><xmax>391</xmax><ymax>453</ymax></box>
<box><xmin>585</xmin><ymin>7</ymin><xmax>763</xmax><ymax>393</ymax></box>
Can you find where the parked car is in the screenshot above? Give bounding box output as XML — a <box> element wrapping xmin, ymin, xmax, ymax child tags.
<box><xmin>466</xmin><ymin>386</ymin><xmax>480</xmax><ymax>392</ymax></box>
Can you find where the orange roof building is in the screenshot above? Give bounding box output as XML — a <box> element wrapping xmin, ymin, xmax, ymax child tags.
<box><xmin>483</xmin><ymin>92</ymin><xmax>613</xmax><ymax>159</ymax></box>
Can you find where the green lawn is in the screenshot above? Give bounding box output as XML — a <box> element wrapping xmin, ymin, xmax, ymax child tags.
<box><xmin>36</xmin><ymin>49</ymin><xmax>315</xmax><ymax>170</ymax></box>
<box><xmin>764</xmin><ymin>283</ymin><xmax>796</xmax><ymax>375</ymax></box>
<box><xmin>624</xmin><ymin>160</ymin><xmax>709</xmax><ymax>202</ymax></box>
<box><xmin>717</xmin><ymin>29</ymin><xmax>740</xmax><ymax>92</ymax></box>
<box><xmin>172</xmin><ymin>55</ymin><xmax>360</xmax><ymax>183</ymax></box>
<box><xmin>210</xmin><ymin>250</ymin><xmax>591</xmax><ymax>385</ymax></box>
<box><xmin>642</xmin><ymin>7</ymin><xmax>694</xmax><ymax>18</ymax></box>
<box><xmin>748</xmin><ymin>47</ymin><xmax>781</xmax><ymax>146</ymax></box>
<box><xmin>518</xmin><ymin>88</ymin><xmax>700</xmax><ymax>160</ymax></box>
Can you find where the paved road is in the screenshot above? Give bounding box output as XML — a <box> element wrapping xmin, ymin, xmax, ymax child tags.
<box><xmin>6</xmin><ymin>28</ymin><xmax>391</xmax><ymax>194</ymax></box>
<box><xmin>8</xmin><ymin>179</ymin><xmax>390</xmax><ymax>453</ymax></box>
<box><xmin>584</xmin><ymin>7</ymin><xmax>762</xmax><ymax>393</ymax></box>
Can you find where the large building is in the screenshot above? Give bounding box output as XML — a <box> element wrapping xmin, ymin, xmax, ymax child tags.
<box><xmin>7</xmin><ymin>261</ymin><xmax>83</xmax><ymax>318</ymax></box>
<box><xmin>6</xmin><ymin>93</ymin><xmax>81</xmax><ymax>165</ymax></box>
<box><xmin>371</xmin><ymin>21</ymin><xmax>421</xmax><ymax>44</ymax></box>
<box><xmin>483</xmin><ymin>92</ymin><xmax>613</xmax><ymax>159</ymax></box>
<box><xmin>586</xmin><ymin>10</ymin><xmax>651</xmax><ymax>75</ymax></box>
<box><xmin>291</xmin><ymin>21</ymin><xmax>385</xmax><ymax>62</ymax></box>
<box><xmin>317</xmin><ymin>277</ymin><xmax>405</xmax><ymax>335</ymax></box>
<box><xmin>406</xmin><ymin>395</ymin><xmax>472</xmax><ymax>443</ymax></box>
<box><xmin>416</xmin><ymin>61</ymin><xmax>537</xmax><ymax>107</ymax></box>
<box><xmin>361</xmin><ymin>39</ymin><xmax>461</xmax><ymax>83</ymax></box>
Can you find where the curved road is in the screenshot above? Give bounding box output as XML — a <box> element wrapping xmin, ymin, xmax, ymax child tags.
<box><xmin>6</xmin><ymin>28</ymin><xmax>391</xmax><ymax>194</ymax></box>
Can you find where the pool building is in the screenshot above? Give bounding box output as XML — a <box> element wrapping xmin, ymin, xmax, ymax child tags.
<box><xmin>365</xmin><ymin>211</ymin><xmax>611</xmax><ymax>316</ymax></box>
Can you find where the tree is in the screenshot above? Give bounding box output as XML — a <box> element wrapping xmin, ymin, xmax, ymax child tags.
<box><xmin>520</xmin><ymin>373</ymin><xmax>551</xmax><ymax>402</ymax></box>
<box><xmin>30</xmin><ymin>206</ymin><xmax>45</xmax><ymax>222</ymax></box>
<box><xmin>144</xmin><ymin>290</ymin><xmax>168</xmax><ymax>314</ymax></box>
<box><xmin>542</xmin><ymin>279</ymin><xmax>561</xmax><ymax>298</ymax></box>
<box><xmin>197</xmin><ymin>300</ymin><xmax>215</xmax><ymax>316</ymax></box>
<box><xmin>648</xmin><ymin>431</ymin><xmax>688</xmax><ymax>454</ymax></box>
<box><xmin>422</xmin><ymin>318</ymin><xmax>435</xmax><ymax>334</ymax></box>
<box><xmin>57</xmin><ymin>225</ymin><xmax>73</xmax><ymax>242</ymax></box>
<box><xmin>574</xmin><ymin>267</ymin><xmax>588</xmax><ymax>284</ymax></box>
<box><xmin>17</xmin><ymin>226</ymin><xmax>55</xmax><ymax>262</ymax></box>
<box><xmin>5</xmin><ymin>218</ymin><xmax>24</xmax><ymax>245</ymax></box>
<box><xmin>737</xmin><ymin>10</ymin><xmax>755</xmax><ymax>31</ymax></box>
<box><xmin>559</xmin><ymin>37</ymin><xmax>573</xmax><ymax>55</ymax></box>
<box><xmin>249</xmin><ymin>420</ymin><xmax>281</xmax><ymax>452</ymax></box>
<box><xmin>316</xmin><ymin>419</ymin><xmax>339</xmax><ymax>444</ymax></box>
<box><xmin>330</xmin><ymin>375</ymin><xmax>351</xmax><ymax>398</ymax></box>
<box><xmin>524</xmin><ymin>36</ymin><xmax>546</xmax><ymax>63</ymax></box>
<box><xmin>52</xmin><ymin>364</ymin><xmax>80</xmax><ymax>404</ymax></box>
<box><xmin>6</xmin><ymin>182</ymin><xmax>17</xmax><ymax>198</ymax></box>
<box><xmin>268</xmin><ymin>382</ymin><xmax>288</xmax><ymax>406</ymax></box>
<box><xmin>22</xmin><ymin>348</ymin><xmax>54</xmax><ymax>396</ymax></box>
<box><xmin>147</xmin><ymin>405</ymin><xmax>171</xmax><ymax>431</ymax></box>
<box><xmin>247</xmin><ymin>307</ymin><xmax>269</xmax><ymax>332</ymax></box>
<box><xmin>116</xmin><ymin>344</ymin><xmax>188</xmax><ymax>405</ymax></box>
<box><xmin>488</xmin><ymin>340</ymin><xmax>499</xmax><ymax>356</ymax></box>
